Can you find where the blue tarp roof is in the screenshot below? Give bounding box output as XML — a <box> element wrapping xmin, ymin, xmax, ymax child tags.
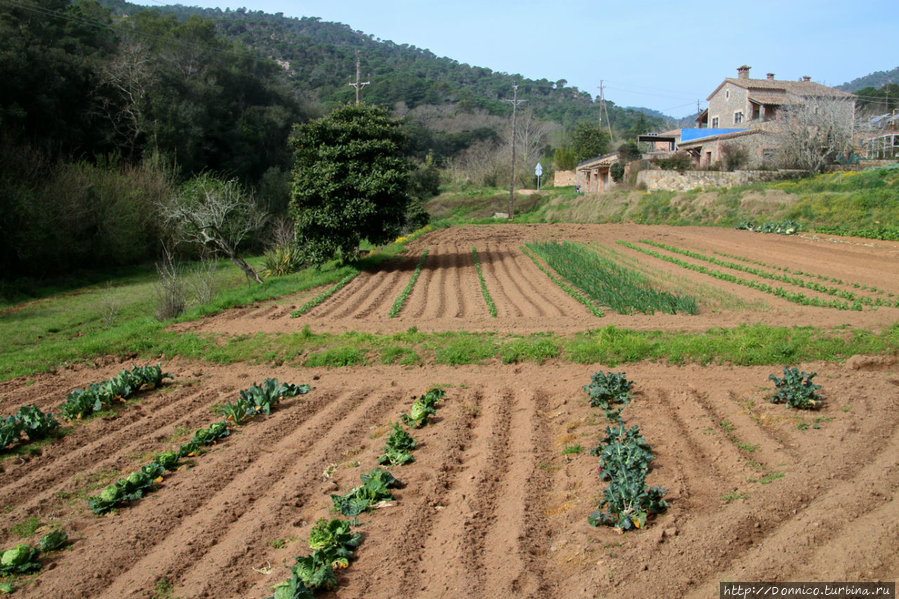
<box><xmin>680</xmin><ymin>128</ymin><xmax>747</xmax><ymax>142</ymax></box>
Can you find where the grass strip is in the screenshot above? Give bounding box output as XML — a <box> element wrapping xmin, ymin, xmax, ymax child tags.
<box><xmin>389</xmin><ymin>249</ymin><xmax>429</xmax><ymax>318</ymax></box>
<box><xmin>520</xmin><ymin>245</ymin><xmax>604</xmax><ymax>317</ymax></box>
<box><xmin>147</xmin><ymin>323</ymin><xmax>899</xmax><ymax>368</ymax></box>
<box><xmin>291</xmin><ymin>272</ymin><xmax>359</xmax><ymax>318</ymax></box>
<box><xmin>620</xmin><ymin>241</ymin><xmax>866</xmax><ymax>311</ymax></box>
<box><xmin>638</xmin><ymin>239</ymin><xmax>895</xmax><ymax>308</ymax></box>
<box><xmin>472</xmin><ymin>247</ymin><xmax>497</xmax><ymax>317</ymax></box>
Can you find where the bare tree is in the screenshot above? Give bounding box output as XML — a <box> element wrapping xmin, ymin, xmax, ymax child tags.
<box><xmin>776</xmin><ymin>96</ymin><xmax>856</xmax><ymax>173</ymax></box>
<box><xmin>159</xmin><ymin>174</ymin><xmax>268</xmax><ymax>284</ymax></box>
<box><xmin>514</xmin><ymin>109</ymin><xmax>556</xmax><ymax>183</ymax></box>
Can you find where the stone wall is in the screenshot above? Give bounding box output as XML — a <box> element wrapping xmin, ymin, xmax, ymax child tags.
<box><xmin>554</xmin><ymin>170</ymin><xmax>576</xmax><ymax>187</ymax></box>
<box><xmin>637</xmin><ymin>169</ymin><xmax>804</xmax><ymax>192</ymax></box>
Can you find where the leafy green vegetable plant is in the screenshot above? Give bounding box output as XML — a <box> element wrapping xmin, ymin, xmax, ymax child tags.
<box><xmin>88</xmin><ymin>462</ymin><xmax>167</xmax><ymax>515</ymax></box>
<box><xmin>38</xmin><ymin>530</ymin><xmax>68</xmax><ymax>553</ymax></box>
<box><xmin>585</xmin><ymin>371</ymin><xmax>633</xmax><ymax>421</ymax></box>
<box><xmin>59</xmin><ymin>364</ymin><xmax>173</xmax><ymax>420</ymax></box>
<box><xmin>331</xmin><ymin>468</ymin><xmax>401</xmax><ymax>517</ymax></box>
<box><xmin>378</xmin><ymin>423</ymin><xmax>416</xmax><ymax>466</ymax></box>
<box><xmin>267</xmin><ymin>518</ymin><xmax>363</xmax><ymax>599</ymax></box>
<box><xmin>585</xmin><ymin>376</ymin><xmax>667</xmax><ymax>532</ymax></box>
<box><xmin>400</xmin><ymin>387</ymin><xmax>444</xmax><ymax>428</ymax></box>
<box><xmin>1</xmin><ymin>405</ymin><xmax>60</xmax><ymax>451</ymax></box>
<box><xmin>0</xmin><ymin>544</ymin><xmax>41</xmax><ymax>576</ymax></box>
<box><xmin>768</xmin><ymin>367</ymin><xmax>823</xmax><ymax>409</ymax></box>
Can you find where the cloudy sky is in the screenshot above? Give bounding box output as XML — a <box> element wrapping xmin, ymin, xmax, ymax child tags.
<box><xmin>142</xmin><ymin>0</ymin><xmax>897</xmax><ymax>117</ymax></box>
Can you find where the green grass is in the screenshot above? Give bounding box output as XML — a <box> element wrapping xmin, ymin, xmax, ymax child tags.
<box><xmin>105</xmin><ymin>323</ymin><xmax>898</xmax><ymax>370</ymax></box>
<box><xmin>10</xmin><ymin>516</ymin><xmax>43</xmax><ymax>538</ymax></box>
<box><xmin>0</xmin><ymin>238</ymin><xmax>413</xmax><ymax>381</ymax></box>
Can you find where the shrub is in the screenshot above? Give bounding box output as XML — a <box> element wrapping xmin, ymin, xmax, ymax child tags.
<box><xmin>262</xmin><ymin>243</ymin><xmax>306</xmax><ymax>277</ymax></box>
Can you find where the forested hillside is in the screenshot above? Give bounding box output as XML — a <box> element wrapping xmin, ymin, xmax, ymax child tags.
<box><xmin>101</xmin><ymin>0</ymin><xmax>662</xmax><ymax>132</ymax></box>
<box><xmin>0</xmin><ymin>0</ymin><xmax>669</xmax><ymax>280</ymax></box>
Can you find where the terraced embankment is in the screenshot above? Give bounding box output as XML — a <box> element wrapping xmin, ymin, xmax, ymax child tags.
<box><xmin>175</xmin><ymin>224</ymin><xmax>899</xmax><ymax>336</ymax></box>
<box><xmin>1</xmin><ymin>358</ymin><xmax>897</xmax><ymax>597</ymax></box>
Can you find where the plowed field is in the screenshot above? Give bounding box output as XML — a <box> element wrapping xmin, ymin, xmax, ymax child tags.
<box><xmin>2</xmin><ymin>224</ymin><xmax>898</xmax><ymax>598</ymax></box>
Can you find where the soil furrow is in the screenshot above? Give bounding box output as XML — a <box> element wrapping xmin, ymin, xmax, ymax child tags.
<box><xmin>403</xmin><ymin>247</ymin><xmax>436</xmax><ymax>319</ymax></box>
<box><xmin>144</xmin><ymin>388</ymin><xmax>406</xmax><ymax>599</ymax></box>
<box><xmin>0</xmin><ymin>383</ymin><xmax>217</xmax><ymax>513</ymax></box>
<box><xmin>483</xmin><ymin>388</ymin><xmax>554</xmax><ymax>598</ymax></box>
<box><xmin>21</xmin><ymin>388</ymin><xmax>346</xmax><ymax>598</ymax></box>
<box><xmin>351</xmin><ymin>269</ymin><xmax>406</xmax><ymax>319</ymax></box>
<box><xmin>489</xmin><ymin>246</ymin><xmax>545</xmax><ymax>317</ymax></box>
<box><xmin>327</xmin><ymin>270</ymin><xmax>400</xmax><ymax>319</ymax></box>
<box><xmin>339</xmin><ymin>388</ymin><xmax>482</xmax><ymax>599</ymax></box>
<box><xmin>480</xmin><ymin>244</ymin><xmax>522</xmax><ymax>317</ymax></box>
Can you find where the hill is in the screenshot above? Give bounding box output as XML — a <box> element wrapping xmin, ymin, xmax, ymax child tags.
<box><xmin>101</xmin><ymin>0</ymin><xmax>669</xmax><ymax>132</ymax></box>
<box><xmin>838</xmin><ymin>66</ymin><xmax>899</xmax><ymax>92</ymax></box>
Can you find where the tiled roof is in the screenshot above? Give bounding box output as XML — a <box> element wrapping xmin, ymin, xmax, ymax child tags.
<box><xmin>708</xmin><ymin>77</ymin><xmax>854</xmax><ymax>102</ymax></box>
<box><xmin>747</xmin><ymin>92</ymin><xmax>798</xmax><ymax>105</ymax></box>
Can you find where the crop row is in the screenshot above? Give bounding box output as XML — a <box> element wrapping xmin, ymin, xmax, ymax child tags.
<box><xmin>3</xmin><ymin>364</ymin><xmax>172</xmax><ymax>455</ymax></box>
<box><xmin>638</xmin><ymin>240</ymin><xmax>897</xmax><ymax>308</ymax></box>
<box><xmin>389</xmin><ymin>249</ymin><xmax>429</xmax><ymax>318</ymax></box>
<box><xmin>735</xmin><ymin>220</ymin><xmax>801</xmax><ymax>235</ymax></box>
<box><xmin>526</xmin><ymin>241</ymin><xmax>698</xmax><ymax>315</ymax></box>
<box><xmin>584</xmin><ymin>372</ymin><xmax>667</xmax><ymax>531</ymax></box>
<box><xmin>291</xmin><ymin>273</ymin><xmax>359</xmax><ymax>318</ymax></box>
<box><xmin>88</xmin><ymin>378</ymin><xmax>312</xmax><ymax>515</ymax></box>
<box><xmin>712</xmin><ymin>250</ymin><xmax>894</xmax><ymax>298</ymax></box>
<box><xmin>619</xmin><ymin>242</ymin><xmax>866</xmax><ymax>310</ymax></box>
<box><xmin>1</xmin><ymin>405</ymin><xmax>59</xmax><ymax>453</ymax></box>
<box><xmin>0</xmin><ymin>530</ymin><xmax>70</xmax><ymax>593</ymax></box>
<box><xmin>520</xmin><ymin>245</ymin><xmax>604</xmax><ymax>317</ymax></box>
<box><xmin>267</xmin><ymin>388</ymin><xmax>445</xmax><ymax>597</ymax></box>
<box><xmin>472</xmin><ymin>248</ymin><xmax>497</xmax><ymax>317</ymax></box>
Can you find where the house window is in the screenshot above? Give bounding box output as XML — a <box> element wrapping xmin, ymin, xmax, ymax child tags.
<box><xmin>734</xmin><ymin>111</ymin><xmax>744</xmax><ymax>124</ymax></box>
<box><xmin>725</xmin><ymin>90</ymin><xmax>730</xmax><ymax>100</ymax></box>
<box><xmin>712</xmin><ymin>116</ymin><xmax>719</xmax><ymax>128</ymax></box>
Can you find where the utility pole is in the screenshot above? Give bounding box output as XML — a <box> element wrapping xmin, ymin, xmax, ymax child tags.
<box><xmin>503</xmin><ymin>85</ymin><xmax>526</xmax><ymax>220</ymax></box>
<box><xmin>598</xmin><ymin>81</ymin><xmax>613</xmax><ymax>140</ymax></box>
<box><xmin>348</xmin><ymin>51</ymin><xmax>370</xmax><ymax>105</ymax></box>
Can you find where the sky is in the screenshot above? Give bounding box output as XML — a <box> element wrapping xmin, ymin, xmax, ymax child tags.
<box><xmin>141</xmin><ymin>0</ymin><xmax>897</xmax><ymax>118</ymax></box>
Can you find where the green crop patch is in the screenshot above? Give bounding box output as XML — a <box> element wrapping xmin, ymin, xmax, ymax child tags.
<box><xmin>527</xmin><ymin>241</ymin><xmax>698</xmax><ymax>315</ymax></box>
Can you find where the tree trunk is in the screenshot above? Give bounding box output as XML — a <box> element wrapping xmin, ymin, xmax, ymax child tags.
<box><xmin>228</xmin><ymin>253</ymin><xmax>264</xmax><ymax>284</ymax></box>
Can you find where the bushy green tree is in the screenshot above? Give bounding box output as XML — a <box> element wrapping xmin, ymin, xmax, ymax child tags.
<box><xmin>554</xmin><ymin>146</ymin><xmax>578</xmax><ymax>170</ymax></box>
<box><xmin>570</xmin><ymin>122</ymin><xmax>610</xmax><ymax>162</ymax></box>
<box><xmin>290</xmin><ymin>104</ymin><xmax>412</xmax><ymax>265</ymax></box>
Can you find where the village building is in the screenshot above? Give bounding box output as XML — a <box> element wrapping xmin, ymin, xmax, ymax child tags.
<box><xmin>678</xmin><ymin>66</ymin><xmax>855</xmax><ymax>168</ymax></box>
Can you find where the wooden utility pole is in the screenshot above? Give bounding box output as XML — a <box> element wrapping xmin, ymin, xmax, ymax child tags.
<box><xmin>598</xmin><ymin>81</ymin><xmax>613</xmax><ymax>140</ymax></box>
<box><xmin>503</xmin><ymin>85</ymin><xmax>527</xmax><ymax>220</ymax></box>
<box><xmin>348</xmin><ymin>51</ymin><xmax>370</xmax><ymax>104</ymax></box>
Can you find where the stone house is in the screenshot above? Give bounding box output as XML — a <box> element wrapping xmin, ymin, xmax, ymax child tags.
<box><xmin>679</xmin><ymin>66</ymin><xmax>855</xmax><ymax>168</ymax></box>
<box><xmin>575</xmin><ymin>151</ymin><xmax>620</xmax><ymax>192</ymax></box>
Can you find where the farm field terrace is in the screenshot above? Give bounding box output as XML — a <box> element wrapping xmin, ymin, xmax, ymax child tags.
<box><xmin>1</xmin><ymin>223</ymin><xmax>898</xmax><ymax>598</ymax></box>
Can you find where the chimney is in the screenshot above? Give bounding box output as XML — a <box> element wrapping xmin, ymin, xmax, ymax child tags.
<box><xmin>801</xmin><ymin>76</ymin><xmax>811</xmax><ymax>82</ymax></box>
<box><xmin>737</xmin><ymin>65</ymin><xmax>751</xmax><ymax>80</ymax></box>
<box><xmin>766</xmin><ymin>73</ymin><xmax>775</xmax><ymax>80</ymax></box>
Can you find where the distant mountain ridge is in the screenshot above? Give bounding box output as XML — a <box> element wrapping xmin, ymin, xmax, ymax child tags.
<box><xmin>838</xmin><ymin>67</ymin><xmax>899</xmax><ymax>92</ymax></box>
<box><xmin>101</xmin><ymin>0</ymin><xmax>671</xmax><ymax>131</ymax></box>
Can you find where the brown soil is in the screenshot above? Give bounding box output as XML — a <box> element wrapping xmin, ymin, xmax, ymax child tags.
<box><xmin>2</xmin><ymin>224</ymin><xmax>898</xmax><ymax>598</ymax></box>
